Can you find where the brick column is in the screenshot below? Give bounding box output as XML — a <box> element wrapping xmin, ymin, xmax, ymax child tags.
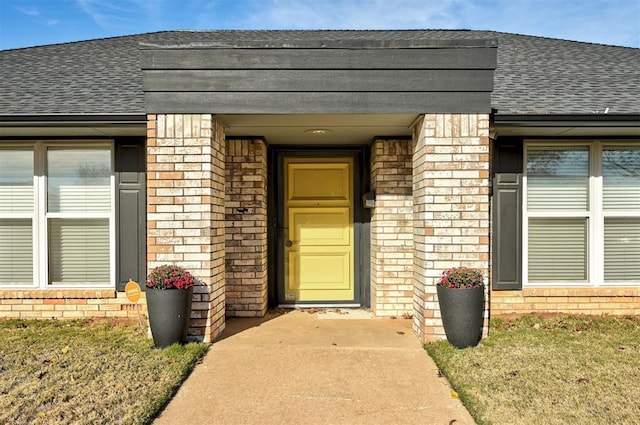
<box><xmin>412</xmin><ymin>114</ymin><xmax>490</xmax><ymax>341</ymax></box>
<box><xmin>225</xmin><ymin>139</ymin><xmax>268</xmax><ymax>317</ymax></box>
<box><xmin>370</xmin><ymin>139</ymin><xmax>414</xmax><ymax>317</ymax></box>
<box><xmin>146</xmin><ymin>114</ymin><xmax>226</xmax><ymax>342</ymax></box>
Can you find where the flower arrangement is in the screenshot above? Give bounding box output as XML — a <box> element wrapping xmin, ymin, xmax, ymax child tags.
<box><xmin>437</xmin><ymin>267</ymin><xmax>484</xmax><ymax>289</ymax></box>
<box><xmin>146</xmin><ymin>264</ymin><xmax>195</xmax><ymax>290</ymax></box>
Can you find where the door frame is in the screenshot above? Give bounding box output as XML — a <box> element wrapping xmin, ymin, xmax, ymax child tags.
<box><xmin>268</xmin><ymin>146</ymin><xmax>371</xmax><ymax>308</ymax></box>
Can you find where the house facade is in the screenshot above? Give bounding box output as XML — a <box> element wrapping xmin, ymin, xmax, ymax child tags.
<box><xmin>1</xmin><ymin>30</ymin><xmax>638</xmax><ymax>343</ymax></box>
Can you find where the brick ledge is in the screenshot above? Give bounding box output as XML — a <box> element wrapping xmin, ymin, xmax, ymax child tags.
<box><xmin>0</xmin><ymin>290</ymin><xmax>117</xmax><ymax>299</ymax></box>
<box><xmin>523</xmin><ymin>287</ymin><xmax>640</xmax><ymax>297</ymax></box>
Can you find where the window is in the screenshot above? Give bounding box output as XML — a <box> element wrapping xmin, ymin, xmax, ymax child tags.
<box><xmin>524</xmin><ymin>142</ymin><xmax>640</xmax><ymax>286</ymax></box>
<box><xmin>602</xmin><ymin>148</ymin><xmax>640</xmax><ymax>281</ymax></box>
<box><xmin>0</xmin><ymin>143</ymin><xmax>113</xmax><ymax>287</ymax></box>
<box><xmin>0</xmin><ymin>149</ymin><xmax>34</xmax><ymax>284</ymax></box>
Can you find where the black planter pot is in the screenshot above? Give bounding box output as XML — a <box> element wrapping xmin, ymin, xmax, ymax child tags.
<box><xmin>436</xmin><ymin>285</ymin><xmax>484</xmax><ymax>349</ymax></box>
<box><xmin>146</xmin><ymin>287</ymin><xmax>193</xmax><ymax>348</ymax></box>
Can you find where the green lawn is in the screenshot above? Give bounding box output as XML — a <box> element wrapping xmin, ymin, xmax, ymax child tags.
<box><xmin>0</xmin><ymin>319</ymin><xmax>208</xmax><ymax>425</ymax></box>
<box><xmin>425</xmin><ymin>315</ymin><xmax>640</xmax><ymax>425</ymax></box>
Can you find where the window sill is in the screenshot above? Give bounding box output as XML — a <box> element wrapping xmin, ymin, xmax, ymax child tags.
<box><xmin>0</xmin><ymin>289</ymin><xmax>117</xmax><ymax>299</ymax></box>
<box><xmin>523</xmin><ymin>287</ymin><xmax>640</xmax><ymax>297</ymax></box>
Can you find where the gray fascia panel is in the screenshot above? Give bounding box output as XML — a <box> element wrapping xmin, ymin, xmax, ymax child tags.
<box><xmin>493</xmin><ymin>114</ymin><xmax>640</xmax><ymax>125</ymax></box>
<box><xmin>139</xmin><ymin>38</ymin><xmax>498</xmax><ymax>50</ymax></box>
<box><xmin>140</xmin><ymin>47</ymin><xmax>497</xmax><ymax>70</ymax></box>
<box><xmin>145</xmin><ymin>92</ymin><xmax>492</xmax><ymax>114</ymax></box>
<box><xmin>142</xmin><ymin>69</ymin><xmax>494</xmax><ymax>92</ymax></box>
<box><xmin>0</xmin><ymin>114</ymin><xmax>147</xmax><ymax>124</ymax></box>
<box><xmin>141</xmin><ymin>40</ymin><xmax>497</xmax><ymax>115</ymax></box>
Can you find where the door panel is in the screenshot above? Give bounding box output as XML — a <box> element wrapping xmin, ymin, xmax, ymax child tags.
<box><xmin>284</xmin><ymin>158</ymin><xmax>354</xmax><ymax>302</ymax></box>
<box><xmin>287</xmin><ymin>162</ymin><xmax>351</xmax><ymax>204</ymax></box>
<box><xmin>289</xmin><ymin>208</ymin><xmax>351</xmax><ymax>246</ymax></box>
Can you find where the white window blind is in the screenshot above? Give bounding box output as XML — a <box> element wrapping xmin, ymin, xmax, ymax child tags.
<box><xmin>528</xmin><ymin>218</ymin><xmax>588</xmax><ymax>282</ymax></box>
<box><xmin>603</xmin><ymin>148</ymin><xmax>639</xmax><ymax>282</ymax></box>
<box><xmin>47</xmin><ymin>148</ymin><xmax>111</xmax><ymax>213</ymax></box>
<box><xmin>604</xmin><ymin>219</ymin><xmax>640</xmax><ymax>281</ymax></box>
<box><xmin>0</xmin><ymin>219</ymin><xmax>33</xmax><ymax>284</ymax></box>
<box><xmin>527</xmin><ymin>148</ymin><xmax>589</xmax><ymax>211</ymax></box>
<box><xmin>48</xmin><ymin>219</ymin><xmax>110</xmax><ymax>284</ymax></box>
<box><xmin>603</xmin><ymin>148</ymin><xmax>640</xmax><ymax>211</ymax></box>
<box><xmin>46</xmin><ymin>148</ymin><xmax>111</xmax><ymax>285</ymax></box>
<box><xmin>0</xmin><ymin>187</ymin><xmax>34</xmax><ymax>213</ymax></box>
<box><xmin>0</xmin><ymin>149</ymin><xmax>33</xmax><ymax>213</ymax></box>
<box><xmin>0</xmin><ymin>149</ymin><xmax>34</xmax><ymax>285</ymax></box>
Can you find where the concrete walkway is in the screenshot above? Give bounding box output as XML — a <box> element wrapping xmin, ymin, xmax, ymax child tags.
<box><xmin>154</xmin><ymin>310</ymin><xmax>475</xmax><ymax>425</ymax></box>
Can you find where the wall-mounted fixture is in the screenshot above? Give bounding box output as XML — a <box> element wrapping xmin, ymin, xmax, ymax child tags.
<box><xmin>362</xmin><ymin>191</ymin><xmax>376</xmax><ymax>208</ymax></box>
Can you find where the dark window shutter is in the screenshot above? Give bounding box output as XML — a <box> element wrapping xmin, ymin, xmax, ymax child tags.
<box><xmin>492</xmin><ymin>140</ymin><xmax>523</xmax><ymax>290</ymax></box>
<box><xmin>115</xmin><ymin>138</ymin><xmax>146</xmax><ymax>291</ymax></box>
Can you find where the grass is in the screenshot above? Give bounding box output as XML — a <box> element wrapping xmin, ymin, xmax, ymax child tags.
<box><xmin>425</xmin><ymin>315</ymin><xmax>640</xmax><ymax>425</ymax></box>
<box><xmin>0</xmin><ymin>319</ymin><xmax>209</xmax><ymax>425</ymax></box>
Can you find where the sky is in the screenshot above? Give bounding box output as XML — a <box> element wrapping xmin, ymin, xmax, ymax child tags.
<box><xmin>0</xmin><ymin>0</ymin><xmax>638</xmax><ymax>50</ymax></box>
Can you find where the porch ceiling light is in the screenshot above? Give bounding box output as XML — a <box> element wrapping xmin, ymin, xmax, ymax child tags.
<box><xmin>305</xmin><ymin>128</ymin><xmax>333</xmax><ymax>135</ymax></box>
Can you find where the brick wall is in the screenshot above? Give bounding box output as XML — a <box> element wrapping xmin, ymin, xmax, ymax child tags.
<box><xmin>225</xmin><ymin>139</ymin><xmax>268</xmax><ymax>317</ymax></box>
<box><xmin>0</xmin><ymin>290</ymin><xmax>142</xmax><ymax>321</ymax></box>
<box><xmin>370</xmin><ymin>139</ymin><xmax>414</xmax><ymax>317</ymax></box>
<box><xmin>147</xmin><ymin>114</ymin><xmax>226</xmax><ymax>342</ymax></box>
<box><xmin>491</xmin><ymin>287</ymin><xmax>640</xmax><ymax>316</ymax></box>
<box><xmin>412</xmin><ymin>114</ymin><xmax>491</xmax><ymax>341</ymax></box>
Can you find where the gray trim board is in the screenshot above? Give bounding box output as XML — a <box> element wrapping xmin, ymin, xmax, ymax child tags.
<box><xmin>143</xmin><ymin>70</ymin><xmax>494</xmax><ymax>92</ymax></box>
<box><xmin>145</xmin><ymin>92</ymin><xmax>493</xmax><ymax>114</ymax></box>
<box><xmin>140</xmin><ymin>48</ymin><xmax>497</xmax><ymax>70</ymax></box>
<box><xmin>0</xmin><ymin>115</ymin><xmax>147</xmax><ymax>124</ymax></box>
<box><xmin>493</xmin><ymin>114</ymin><xmax>640</xmax><ymax>124</ymax></box>
<box><xmin>142</xmin><ymin>40</ymin><xmax>496</xmax><ymax>115</ymax></box>
<box><xmin>139</xmin><ymin>38</ymin><xmax>497</xmax><ymax>49</ymax></box>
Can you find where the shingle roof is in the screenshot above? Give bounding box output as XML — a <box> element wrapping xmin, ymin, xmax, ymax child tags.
<box><xmin>1</xmin><ymin>30</ymin><xmax>639</xmax><ymax>116</ymax></box>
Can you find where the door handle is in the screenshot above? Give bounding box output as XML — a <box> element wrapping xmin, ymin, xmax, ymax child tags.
<box><xmin>285</xmin><ymin>240</ymin><xmax>293</xmax><ymax>248</ymax></box>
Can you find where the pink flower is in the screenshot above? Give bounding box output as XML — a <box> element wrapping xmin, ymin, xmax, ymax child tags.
<box><xmin>146</xmin><ymin>265</ymin><xmax>196</xmax><ymax>290</ymax></box>
<box><xmin>436</xmin><ymin>267</ymin><xmax>484</xmax><ymax>289</ymax></box>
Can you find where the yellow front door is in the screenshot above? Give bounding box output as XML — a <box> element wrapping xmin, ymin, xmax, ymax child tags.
<box><xmin>283</xmin><ymin>157</ymin><xmax>354</xmax><ymax>302</ymax></box>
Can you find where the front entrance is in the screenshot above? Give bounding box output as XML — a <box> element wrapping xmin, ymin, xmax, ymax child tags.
<box><xmin>284</xmin><ymin>157</ymin><xmax>354</xmax><ymax>302</ymax></box>
<box><xmin>274</xmin><ymin>149</ymin><xmax>368</xmax><ymax>306</ymax></box>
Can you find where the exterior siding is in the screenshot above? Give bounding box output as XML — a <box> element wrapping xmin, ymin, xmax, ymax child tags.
<box><xmin>491</xmin><ymin>288</ymin><xmax>640</xmax><ymax>316</ymax></box>
<box><xmin>146</xmin><ymin>113</ymin><xmax>226</xmax><ymax>343</ymax></box>
<box><xmin>0</xmin><ymin>290</ymin><xmax>142</xmax><ymax>321</ymax></box>
<box><xmin>370</xmin><ymin>139</ymin><xmax>414</xmax><ymax>317</ymax></box>
<box><xmin>412</xmin><ymin>114</ymin><xmax>491</xmax><ymax>341</ymax></box>
<box><xmin>141</xmin><ymin>41</ymin><xmax>496</xmax><ymax>115</ymax></box>
<box><xmin>225</xmin><ymin>139</ymin><xmax>268</xmax><ymax>317</ymax></box>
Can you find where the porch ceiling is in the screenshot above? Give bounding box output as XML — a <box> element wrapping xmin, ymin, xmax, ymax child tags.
<box><xmin>218</xmin><ymin>113</ymin><xmax>418</xmax><ymax>145</ymax></box>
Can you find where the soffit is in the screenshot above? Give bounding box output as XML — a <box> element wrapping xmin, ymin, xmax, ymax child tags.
<box><xmin>493</xmin><ymin>115</ymin><xmax>640</xmax><ymax>138</ymax></box>
<box><xmin>2</xmin><ymin>113</ymin><xmax>638</xmax><ymax>141</ymax></box>
<box><xmin>0</xmin><ymin>114</ymin><xmax>416</xmax><ymax>144</ymax></box>
<box><xmin>219</xmin><ymin>114</ymin><xmax>417</xmax><ymax>144</ymax></box>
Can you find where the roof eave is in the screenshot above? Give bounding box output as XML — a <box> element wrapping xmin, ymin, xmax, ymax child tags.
<box><xmin>0</xmin><ymin>114</ymin><xmax>147</xmax><ymax>125</ymax></box>
<box><xmin>0</xmin><ymin>114</ymin><xmax>147</xmax><ymax>138</ymax></box>
<box><xmin>491</xmin><ymin>113</ymin><xmax>640</xmax><ymax>138</ymax></box>
<box><xmin>493</xmin><ymin>113</ymin><xmax>640</xmax><ymax>126</ymax></box>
